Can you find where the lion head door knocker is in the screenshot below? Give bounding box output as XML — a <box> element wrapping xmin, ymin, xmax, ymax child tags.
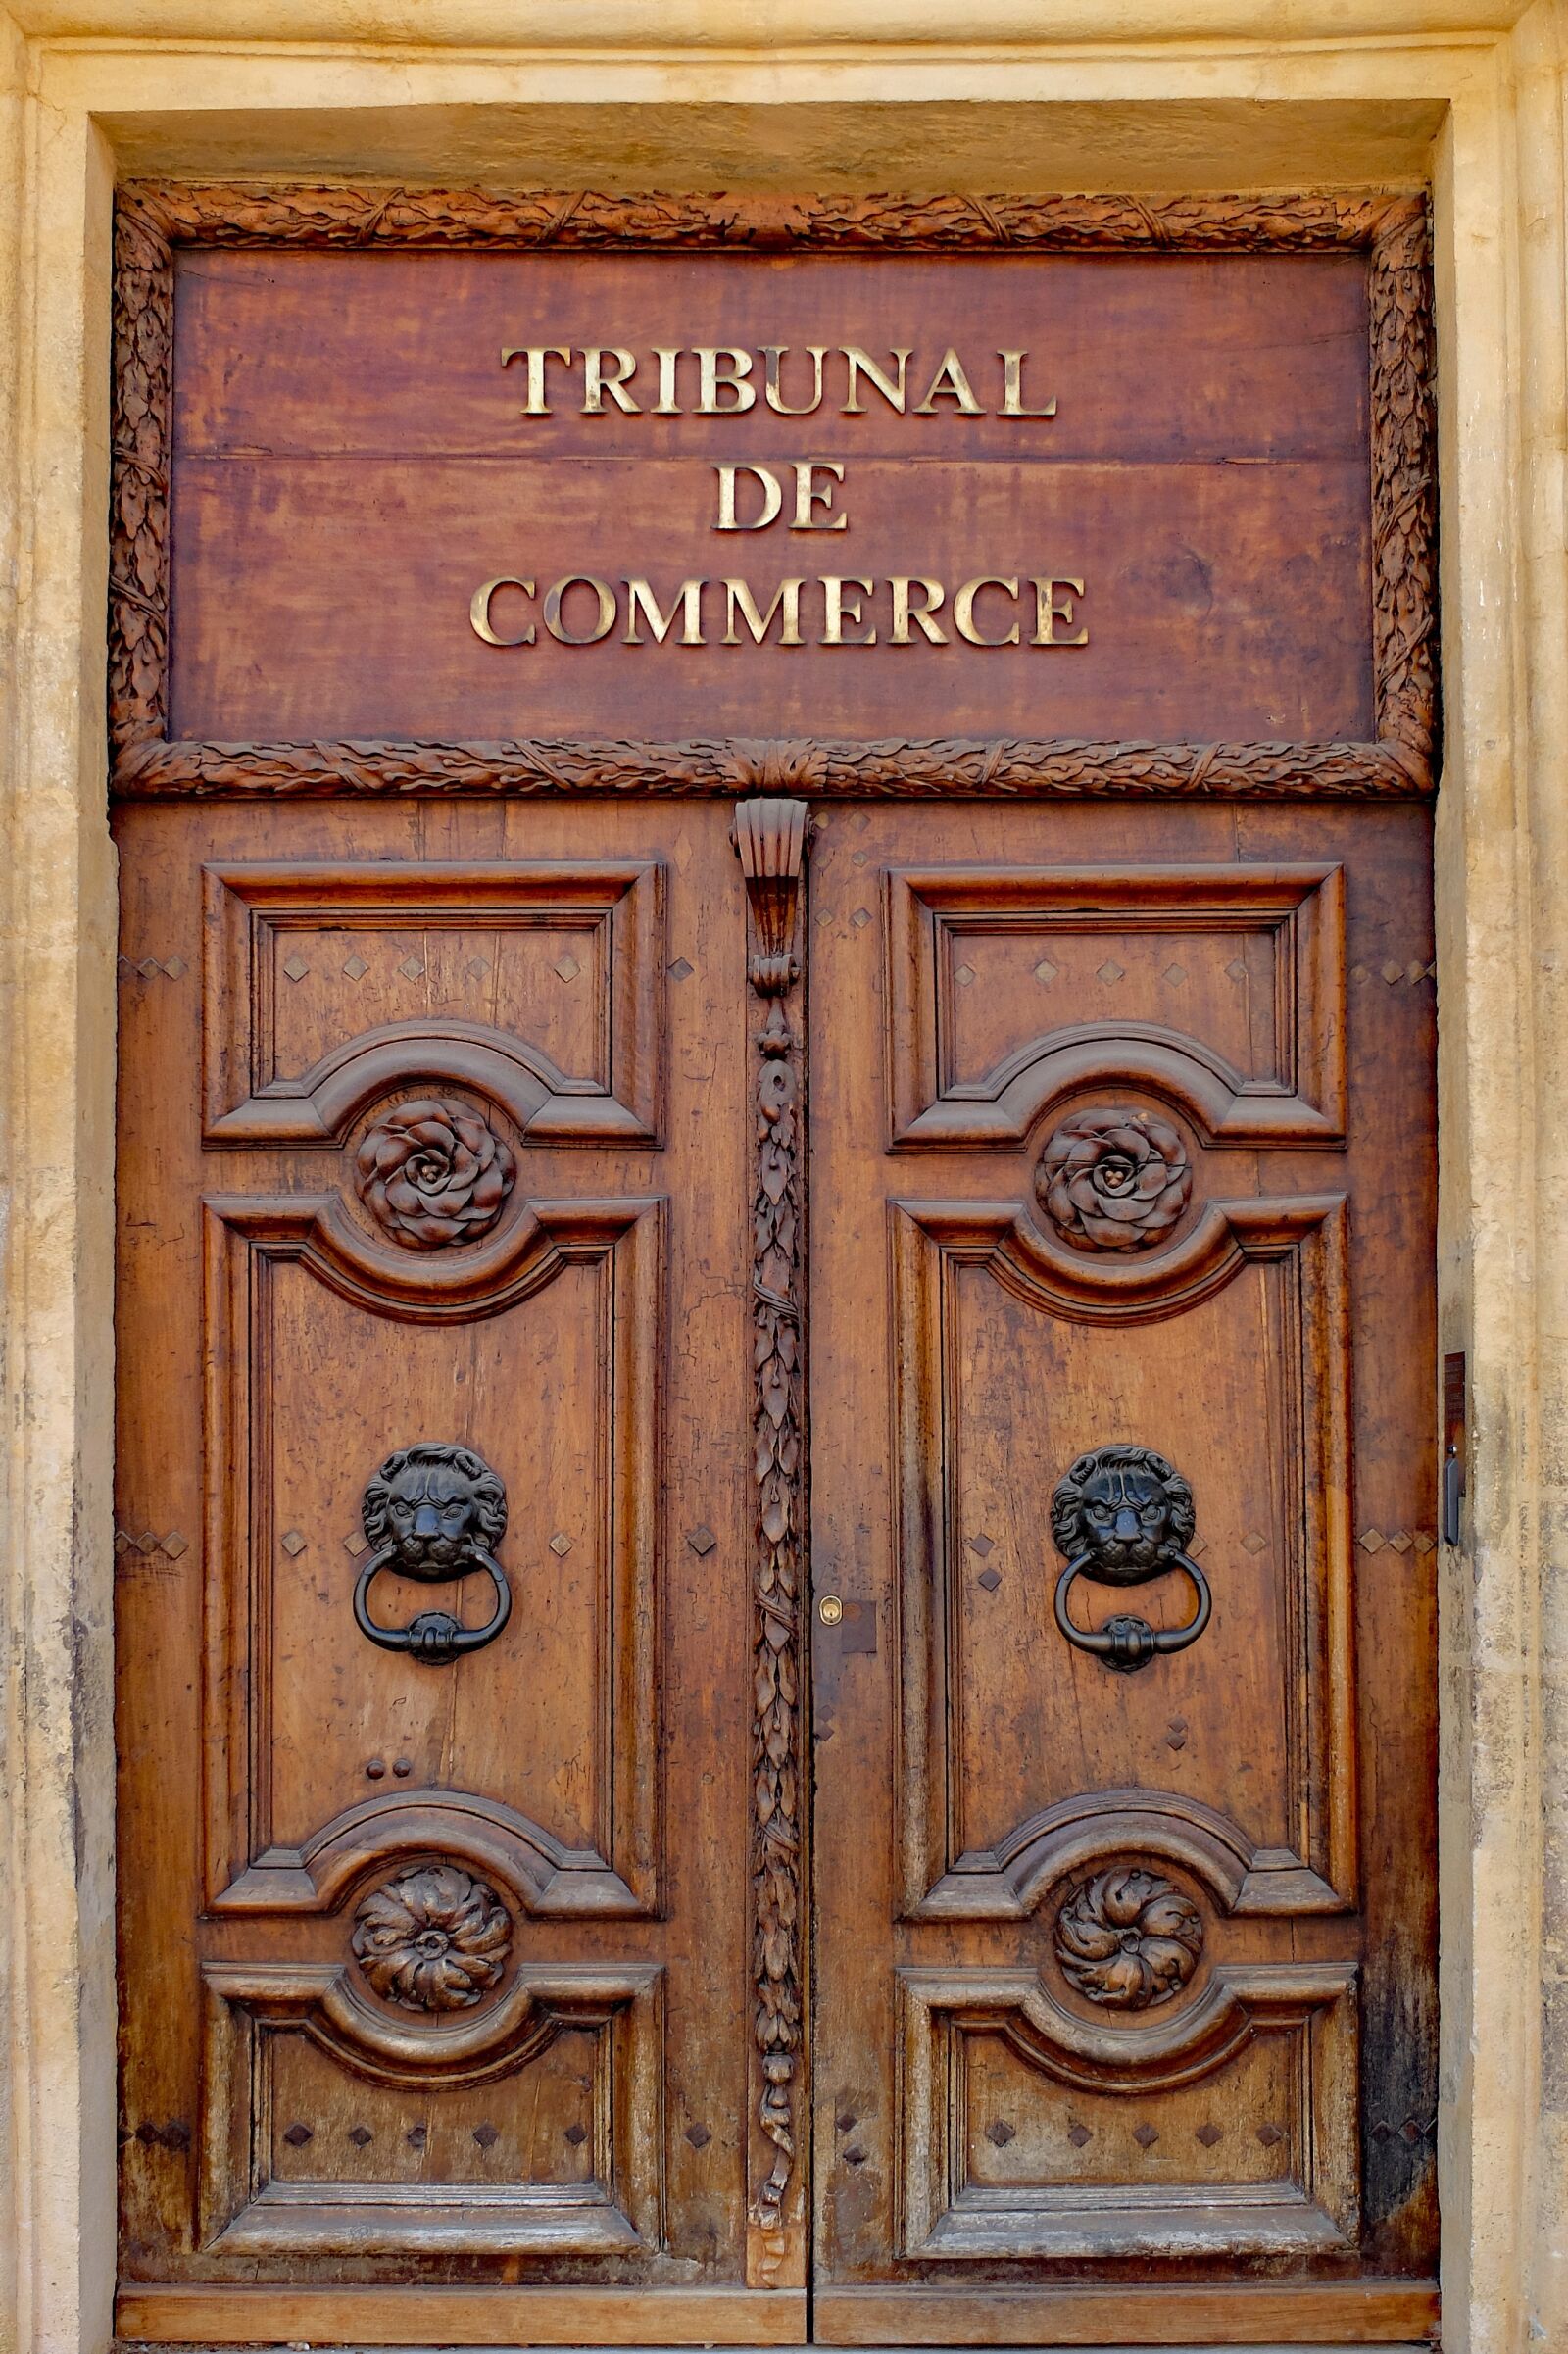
<box><xmin>353</xmin><ymin>1443</ymin><xmax>511</xmax><ymax>1665</ymax></box>
<box><xmin>1050</xmin><ymin>1445</ymin><xmax>1211</xmax><ymax>1674</ymax></box>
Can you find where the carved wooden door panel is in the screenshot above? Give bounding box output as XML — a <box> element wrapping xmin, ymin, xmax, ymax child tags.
<box><xmin>113</xmin><ymin>800</ymin><xmax>805</xmax><ymax>2345</ymax></box>
<box><xmin>808</xmin><ymin>800</ymin><xmax>1439</xmax><ymax>2347</ymax></box>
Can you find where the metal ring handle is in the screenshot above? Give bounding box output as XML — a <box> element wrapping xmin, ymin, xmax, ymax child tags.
<box><xmin>1054</xmin><ymin>1549</ymin><xmax>1211</xmax><ymax>1675</ymax></box>
<box><xmin>353</xmin><ymin>1545</ymin><xmax>512</xmax><ymax>1665</ymax></box>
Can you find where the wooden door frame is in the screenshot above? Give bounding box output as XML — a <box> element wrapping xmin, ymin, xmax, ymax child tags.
<box><xmin>104</xmin><ymin>180</ymin><xmax>1439</xmax><ymax>2332</ymax></box>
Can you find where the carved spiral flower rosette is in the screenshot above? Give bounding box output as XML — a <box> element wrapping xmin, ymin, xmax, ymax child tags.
<box><xmin>1037</xmin><ymin>1104</ymin><xmax>1193</xmax><ymax>1252</ymax></box>
<box><xmin>1054</xmin><ymin>1865</ymin><xmax>1205</xmax><ymax>2011</ymax></box>
<box><xmin>353</xmin><ymin>1097</ymin><xmax>515</xmax><ymax>1250</ymax></box>
<box><xmin>351</xmin><ymin>1862</ymin><xmax>514</xmax><ymax>2012</ymax></box>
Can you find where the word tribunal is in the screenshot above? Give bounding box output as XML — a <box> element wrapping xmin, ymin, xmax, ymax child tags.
<box><xmin>469</xmin><ymin>573</ymin><xmax>1089</xmax><ymax>651</ymax></box>
<box><xmin>499</xmin><ymin>344</ymin><xmax>1059</xmax><ymax>418</ymax></box>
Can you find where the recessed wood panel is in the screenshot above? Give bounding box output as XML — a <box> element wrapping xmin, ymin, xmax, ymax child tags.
<box><xmin>202</xmin><ymin>859</ymin><xmax>664</xmax><ymax>1144</ymax></box>
<box><xmin>892</xmin><ymin>1193</ymin><xmax>1354</xmax><ymax>1919</ymax></box>
<box><xmin>885</xmin><ymin>862</ymin><xmax>1347</xmax><ymax>1148</ymax></box>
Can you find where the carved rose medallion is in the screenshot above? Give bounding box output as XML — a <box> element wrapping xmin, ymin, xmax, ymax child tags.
<box><xmin>354</xmin><ymin>1098</ymin><xmax>514</xmax><ymax>1250</ymax></box>
<box><xmin>1037</xmin><ymin>1107</ymin><xmax>1191</xmax><ymax>1251</ymax></box>
<box><xmin>351</xmin><ymin>1863</ymin><xmax>512</xmax><ymax>2011</ymax></box>
<box><xmin>1054</xmin><ymin>1866</ymin><xmax>1203</xmax><ymax>2009</ymax></box>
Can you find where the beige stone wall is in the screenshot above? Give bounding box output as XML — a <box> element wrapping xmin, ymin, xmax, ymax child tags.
<box><xmin>2</xmin><ymin>6</ymin><xmax>1566</xmax><ymax>2351</ymax></box>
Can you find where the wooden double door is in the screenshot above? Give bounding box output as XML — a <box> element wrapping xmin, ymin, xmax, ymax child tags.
<box><xmin>115</xmin><ymin>790</ymin><xmax>1439</xmax><ymax>2347</ymax></box>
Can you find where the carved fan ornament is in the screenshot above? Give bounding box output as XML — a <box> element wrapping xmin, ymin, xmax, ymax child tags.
<box><xmin>354</xmin><ymin>1098</ymin><xmax>514</xmax><ymax>1249</ymax></box>
<box><xmin>1054</xmin><ymin>1866</ymin><xmax>1204</xmax><ymax>2009</ymax></box>
<box><xmin>351</xmin><ymin>1863</ymin><xmax>513</xmax><ymax>2011</ymax></box>
<box><xmin>1037</xmin><ymin>1106</ymin><xmax>1191</xmax><ymax>1251</ymax></box>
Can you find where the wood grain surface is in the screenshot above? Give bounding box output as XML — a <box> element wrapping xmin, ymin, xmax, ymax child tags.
<box><xmin>166</xmin><ymin>249</ymin><xmax>1373</xmax><ymax>745</ymax></box>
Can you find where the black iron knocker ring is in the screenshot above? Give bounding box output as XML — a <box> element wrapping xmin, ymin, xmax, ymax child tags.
<box><xmin>353</xmin><ymin>1442</ymin><xmax>513</xmax><ymax>1667</ymax></box>
<box><xmin>1054</xmin><ymin>1548</ymin><xmax>1210</xmax><ymax>1674</ymax></box>
<box><xmin>354</xmin><ymin>1544</ymin><xmax>512</xmax><ymax>1664</ymax></box>
<box><xmin>1050</xmin><ymin>1444</ymin><xmax>1212</xmax><ymax>1675</ymax></box>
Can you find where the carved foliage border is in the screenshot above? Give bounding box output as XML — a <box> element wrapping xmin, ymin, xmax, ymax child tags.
<box><xmin>110</xmin><ymin>183</ymin><xmax>1437</xmax><ymax>800</ymax></box>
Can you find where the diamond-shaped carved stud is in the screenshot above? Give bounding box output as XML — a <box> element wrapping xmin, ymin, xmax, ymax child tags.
<box><xmin>852</xmin><ymin>907</ymin><xmax>872</xmax><ymax>929</ymax></box>
<box><xmin>1166</xmin><ymin>1719</ymin><xmax>1188</xmax><ymax>1751</ymax></box>
<box><xmin>836</xmin><ymin>2110</ymin><xmax>858</xmax><ymax>2133</ymax></box>
<box><xmin>163</xmin><ymin>956</ymin><xmax>186</xmax><ymax>980</ymax></box>
<box><xmin>685</xmin><ymin>2123</ymin><xmax>711</xmax><ymax>2149</ymax></box>
<box><xmin>1187</xmin><ymin>1534</ymin><xmax>1208</xmax><ymax>1557</ymax></box>
<box><xmin>554</xmin><ymin>952</ymin><xmax>581</xmax><ymax>983</ymax></box>
<box><xmin>342</xmin><ymin>955</ymin><xmax>368</xmax><ymax>980</ymax></box>
<box><xmin>686</xmin><ymin>1525</ymin><xmax>717</xmax><ymax>1556</ymax></box>
<box><xmin>1359</xmin><ymin>1527</ymin><xmax>1386</xmax><ymax>1553</ymax></box>
<box><xmin>1242</xmin><ymin>1530</ymin><xmax>1267</xmax><ymax>1554</ymax></box>
<box><xmin>977</xmin><ymin>1567</ymin><xmax>1003</xmax><ymax>1593</ymax></box>
<box><xmin>817</xmin><ymin>909</ymin><xmax>836</xmax><ymax>928</ymax></box>
<box><xmin>472</xmin><ymin>2123</ymin><xmax>499</xmax><ymax>2149</ymax></box>
<box><xmin>1067</xmin><ymin>2122</ymin><xmax>1092</xmax><ymax>2147</ymax></box>
<box><xmin>1372</xmin><ymin>2120</ymin><xmax>1394</xmax><ymax>2142</ymax></box>
<box><xmin>281</xmin><ymin>954</ymin><xmax>310</xmax><ymax>983</ymax></box>
<box><xmin>966</xmin><ymin>1532</ymin><xmax>995</xmax><ymax>1557</ymax></box>
<box><xmin>467</xmin><ymin>956</ymin><xmax>491</xmax><ymax>979</ymax></box>
<box><xmin>1097</xmin><ymin>960</ymin><xmax>1124</xmax><ymax>984</ymax></box>
<box><xmin>667</xmin><ymin>957</ymin><xmax>694</xmax><ymax>981</ymax></box>
<box><xmin>283</xmin><ymin>2122</ymin><xmax>313</xmax><ymax>2147</ymax></box>
<box><xmin>162</xmin><ymin>1531</ymin><xmax>188</xmax><ymax>1559</ymax></box>
<box><xmin>1196</xmin><ymin>2122</ymin><xmax>1224</xmax><ymax>2147</ymax></box>
<box><xmin>1227</xmin><ymin>958</ymin><xmax>1248</xmax><ymax>981</ymax></box>
<box><xmin>280</xmin><ymin>1530</ymin><xmax>307</xmax><ymax>1557</ymax></box>
<box><xmin>135</xmin><ymin>1530</ymin><xmax>159</xmax><ymax>1554</ymax></box>
<box><xmin>564</xmin><ymin>2122</ymin><xmax>588</xmax><ymax>2146</ymax></box>
<box><xmin>1257</xmin><ymin>2123</ymin><xmax>1285</xmax><ymax>2147</ymax></box>
<box><xmin>1163</xmin><ymin>962</ymin><xmax>1187</xmax><ymax>984</ymax></box>
<box><xmin>986</xmin><ymin>2120</ymin><xmax>1016</xmax><ymax>2147</ymax></box>
<box><xmin>343</xmin><ymin>1531</ymin><xmax>367</xmax><ymax>1555</ymax></box>
<box><xmin>955</xmin><ymin>964</ymin><xmax>976</xmax><ymax>987</ymax></box>
<box><xmin>1382</xmin><ymin>959</ymin><xmax>1405</xmax><ymax>985</ymax></box>
<box><xmin>1034</xmin><ymin>959</ymin><xmax>1058</xmax><ymax>985</ymax></box>
<box><xmin>348</xmin><ymin>2125</ymin><xmax>373</xmax><ymax>2147</ymax></box>
<box><xmin>844</xmin><ymin>2145</ymin><xmax>867</xmax><ymax>2166</ymax></box>
<box><xmin>407</xmin><ymin>2125</ymin><xmax>427</xmax><ymax>2149</ymax></box>
<box><xmin>137</xmin><ymin>956</ymin><xmax>162</xmax><ymax>979</ymax></box>
<box><xmin>549</xmin><ymin>1532</ymin><xmax>572</xmax><ymax>1557</ymax></box>
<box><xmin>399</xmin><ymin>956</ymin><xmax>424</xmax><ymax>980</ymax></box>
<box><xmin>1390</xmin><ymin>1530</ymin><xmax>1413</xmax><ymax>1552</ymax></box>
<box><xmin>1413</xmin><ymin>1531</ymin><xmax>1437</xmax><ymax>1553</ymax></box>
<box><xmin>1133</xmin><ymin>2123</ymin><xmax>1159</xmax><ymax>2149</ymax></box>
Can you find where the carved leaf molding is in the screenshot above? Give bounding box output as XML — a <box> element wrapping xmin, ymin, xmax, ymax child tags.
<box><xmin>110</xmin><ymin>185</ymin><xmax>1436</xmax><ymax>801</ymax></box>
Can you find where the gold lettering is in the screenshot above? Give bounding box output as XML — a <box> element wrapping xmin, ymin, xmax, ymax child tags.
<box><xmin>714</xmin><ymin>464</ymin><xmax>784</xmax><ymax>532</ymax></box>
<box><xmin>890</xmin><ymin>576</ymin><xmax>948</xmax><ymax>645</ymax></box>
<box><xmin>582</xmin><ymin>346</ymin><xmax>640</xmax><ymax>414</ymax></box>
<box><xmin>792</xmin><ymin>461</ymin><xmax>847</xmax><ymax>531</ymax></box>
<box><xmin>652</xmin><ymin>347</ymin><xmax>682</xmax><ymax>416</ymax></box>
<box><xmin>1000</xmin><ymin>350</ymin><xmax>1057</xmax><ymax>418</ymax></box>
<box><xmin>542</xmin><ymin>575</ymin><xmax>617</xmax><ymax>645</ymax></box>
<box><xmin>842</xmin><ymin>348</ymin><xmax>910</xmax><ymax>415</ymax></box>
<box><xmin>469</xmin><ymin>576</ymin><xmax>535</xmax><ymax>646</ymax></box>
<box><xmin>723</xmin><ymin>578</ymin><xmax>805</xmax><ymax>646</ymax></box>
<box><xmin>821</xmin><ymin>577</ymin><xmax>877</xmax><ymax>647</ymax></box>
<box><xmin>764</xmin><ymin>345</ymin><xmax>827</xmax><ymax>417</ymax></box>
<box><xmin>622</xmin><ymin>577</ymin><xmax>707</xmax><ymax>645</ymax></box>
<box><xmin>954</xmin><ymin>576</ymin><xmax>1020</xmax><ymax>647</ymax></box>
<box><xmin>500</xmin><ymin>344</ymin><xmax>572</xmax><ymax>416</ymax></box>
<box><xmin>695</xmin><ymin>347</ymin><xmax>757</xmax><ymax>415</ymax></box>
<box><xmin>1031</xmin><ymin>575</ymin><xmax>1089</xmax><ymax>646</ymax></box>
<box><xmin>914</xmin><ymin>348</ymin><xmax>983</xmax><ymax>415</ymax></box>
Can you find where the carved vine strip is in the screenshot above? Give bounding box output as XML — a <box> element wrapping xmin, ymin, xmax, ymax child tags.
<box><xmin>112</xmin><ymin>735</ymin><xmax>1419</xmax><ymax>800</ymax></box>
<box><xmin>109</xmin><ymin>185</ymin><xmax>1437</xmax><ymax>796</ymax></box>
<box><xmin>733</xmin><ymin>799</ymin><xmax>810</xmax><ymax>2245</ymax></box>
